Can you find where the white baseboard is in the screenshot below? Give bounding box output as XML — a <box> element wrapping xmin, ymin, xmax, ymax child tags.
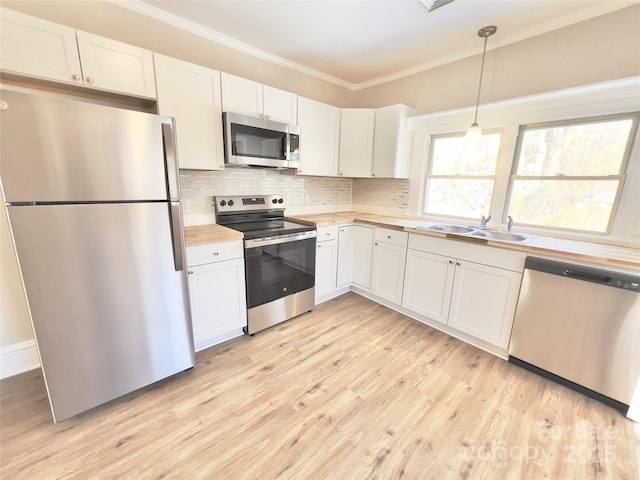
<box><xmin>0</xmin><ymin>340</ymin><xmax>40</xmax><ymax>379</ymax></box>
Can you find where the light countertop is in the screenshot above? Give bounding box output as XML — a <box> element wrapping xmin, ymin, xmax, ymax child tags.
<box><xmin>290</xmin><ymin>212</ymin><xmax>640</xmax><ymax>270</ymax></box>
<box><xmin>184</xmin><ymin>224</ymin><xmax>243</xmax><ymax>246</ymax></box>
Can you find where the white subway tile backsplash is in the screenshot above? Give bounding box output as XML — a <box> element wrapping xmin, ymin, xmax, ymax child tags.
<box><xmin>352</xmin><ymin>178</ymin><xmax>409</xmax><ymax>209</ymax></box>
<box><xmin>180</xmin><ymin>169</ymin><xmax>352</xmax><ymax>216</ymax></box>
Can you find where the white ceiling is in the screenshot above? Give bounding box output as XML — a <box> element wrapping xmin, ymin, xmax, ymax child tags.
<box><xmin>128</xmin><ymin>0</ymin><xmax>637</xmax><ymax>89</ymax></box>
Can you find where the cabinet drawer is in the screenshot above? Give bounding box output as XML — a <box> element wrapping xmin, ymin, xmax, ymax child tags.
<box><xmin>317</xmin><ymin>225</ymin><xmax>339</xmax><ymax>242</ymax></box>
<box><xmin>408</xmin><ymin>234</ymin><xmax>526</xmax><ymax>272</ymax></box>
<box><xmin>187</xmin><ymin>240</ymin><xmax>244</xmax><ymax>266</ymax></box>
<box><xmin>374</xmin><ymin>227</ymin><xmax>408</xmax><ymax>247</ymax></box>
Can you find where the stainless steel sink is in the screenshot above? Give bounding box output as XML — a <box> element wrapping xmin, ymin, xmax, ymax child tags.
<box><xmin>471</xmin><ymin>230</ymin><xmax>534</xmax><ymax>243</ymax></box>
<box><xmin>420</xmin><ymin>223</ymin><xmax>536</xmax><ymax>243</ymax></box>
<box><xmin>425</xmin><ymin>224</ymin><xmax>476</xmax><ymax>234</ymax></box>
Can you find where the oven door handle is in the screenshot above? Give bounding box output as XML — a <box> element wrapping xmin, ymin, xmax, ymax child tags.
<box><xmin>245</xmin><ymin>230</ymin><xmax>317</xmax><ymax>248</ymax></box>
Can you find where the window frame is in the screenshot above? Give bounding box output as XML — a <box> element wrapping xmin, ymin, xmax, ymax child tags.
<box><xmin>423</xmin><ymin>128</ymin><xmax>504</xmax><ymax>220</ymax></box>
<box><xmin>504</xmin><ymin>113</ymin><xmax>639</xmax><ymax>234</ymax></box>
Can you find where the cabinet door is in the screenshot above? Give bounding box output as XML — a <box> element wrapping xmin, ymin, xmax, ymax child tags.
<box><xmin>338</xmin><ymin>108</ymin><xmax>375</xmax><ymax>178</ymax></box>
<box><xmin>402</xmin><ymin>249</ymin><xmax>455</xmax><ymax>325</ymax></box>
<box><xmin>297</xmin><ymin>96</ymin><xmax>340</xmax><ymax>176</ymax></box>
<box><xmin>188</xmin><ymin>258</ymin><xmax>247</xmax><ymax>352</ymax></box>
<box><xmin>315</xmin><ymin>239</ymin><xmax>338</xmax><ymax>303</ymax></box>
<box><xmin>154</xmin><ymin>54</ymin><xmax>224</xmax><ymax>170</ymax></box>
<box><xmin>75</xmin><ymin>31</ymin><xmax>156</xmax><ymax>98</ymax></box>
<box><xmin>337</xmin><ymin>225</ymin><xmax>374</xmax><ymax>289</ymax></box>
<box><xmin>0</xmin><ymin>8</ymin><xmax>83</xmax><ymax>85</ymax></box>
<box><xmin>336</xmin><ymin>226</ymin><xmax>354</xmax><ymax>287</ymax></box>
<box><xmin>371</xmin><ymin>241</ymin><xmax>406</xmax><ymax>305</ymax></box>
<box><xmin>448</xmin><ymin>260</ymin><xmax>522</xmax><ymax>349</ymax></box>
<box><xmin>221</xmin><ymin>72</ymin><xmax>263</xmax><ymax>116</ymax></box>
<box><xmin>372</xmin><ymin>104</ymin><xmax>412</xmax><ymax>178</ymax></box>
<box><xmin>263</xmin><ymin>85</ymin><xmax>297</xmax><ymax>124</ymax></box>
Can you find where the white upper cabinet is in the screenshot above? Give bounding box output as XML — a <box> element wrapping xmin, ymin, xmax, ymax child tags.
<box><xmin>372</xmin><ymin>104</ymin><xmax>413</xmax><ymax>178</ymax></box>
<box><xmin>297</xmin><ymin>96</ymin><xmax>340</xmax><ymax>177</ymax></box>
<box><xmin>0</xmin><ymin>8</ymin><xmax>156</xmax><ymax>98</ymax></box>
<box><xmin>0</xmin><ymin>8</ymin><xmax>82</xmax><ymax>85</ymax></box>
<box><xmin>263</xmin><ymin>85</ymin><xmax>298</xmax><ymax>124</ymax></box>
<box><xmin>75</xmin><ymin>31</ymin><xmax>156</xmax><ymax>98</ymax></box>
<box><xmin>221</xmin><ymin>73</ymin><xmax>263</xmax><ymax>117</ymax></box>
<box><xmin>154</xmin><ymin>54</ymin><xmax>224</xmax><ymax>171</ymax></box>
<box><xmin>338</xmin><ymin>108</ymin><xmax>375</xmax><ymax>178</ymax></box>
<box><xmin>221</xmin><ymin>73</ymin><xmax>297</xmax><ymax>124</ymax></box>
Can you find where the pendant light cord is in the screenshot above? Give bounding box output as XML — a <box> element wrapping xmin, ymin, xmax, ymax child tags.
<box><xmin>472</xmin><ymin>34</ymin><xmax>489</xmax><ymax>126</ymax></box>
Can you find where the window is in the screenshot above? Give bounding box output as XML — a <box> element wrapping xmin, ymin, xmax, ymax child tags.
<box><xmin>424</xmin><ymin>132</ymin><xmax>502</xmax><ymax>218</ymax></box>
<box><xmin>507</xmin><ymin>115</ymin><xmax>638</xmax><ymax>233</ymax></box>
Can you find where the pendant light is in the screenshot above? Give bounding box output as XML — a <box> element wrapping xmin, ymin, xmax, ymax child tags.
<box><xmin>467</xmin><ymin>25</ymin><xmax>497</xmax><ymax>138</ymax></box>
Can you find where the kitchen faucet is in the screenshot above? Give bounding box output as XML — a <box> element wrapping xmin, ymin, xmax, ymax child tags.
<box><xmin>507</xmin><ymin>215</ymin><xmax>514</xmax><ymax>233</ymax></box>
<box><xmin>480</xmin><ymin>215</ymin><xmax>491</xmax><ymax>229</ymax></box>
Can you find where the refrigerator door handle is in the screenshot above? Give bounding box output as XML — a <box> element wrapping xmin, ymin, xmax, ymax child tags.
<box><xmin>169</xmin><ymin>201</ymin><xmax>185</xmax><ymax>272</ymax></box>
<box><xmin>162</xmin><ymin>120</ymin><xmax>180</xmax><ymax>201</ymax></box>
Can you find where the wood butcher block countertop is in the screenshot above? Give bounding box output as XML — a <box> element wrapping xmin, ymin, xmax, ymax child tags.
<box><xmin>290</xmin><ymin>212</ymin><xmax>640</xmax><ymax>270</ymax></box>
<box><xmin>184</xmin><ymin>224</ymin><xmax>243</xmax><ymax>246</ymax></box>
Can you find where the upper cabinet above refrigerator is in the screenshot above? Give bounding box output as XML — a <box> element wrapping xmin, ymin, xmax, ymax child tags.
<box><xmin>0</xmin><ymin>8</ymin><xmax>157</xmax><ymax>99</ymax></box>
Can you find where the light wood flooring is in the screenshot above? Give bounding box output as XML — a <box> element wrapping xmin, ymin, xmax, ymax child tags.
<box><xmin>1</xmin><ymin>292</ymin><xmax>637</xmax><ymax>479</ymax></box>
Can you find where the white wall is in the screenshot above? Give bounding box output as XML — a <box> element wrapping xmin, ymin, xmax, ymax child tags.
<box><xmin>355</xmin><ymin>5</ymin><xmax>640</xmax><ymax>115</ymax></box>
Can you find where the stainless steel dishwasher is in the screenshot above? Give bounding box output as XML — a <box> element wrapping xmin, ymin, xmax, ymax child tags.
<box><xmin>509</xmin><ymin>256</ymin><xmax>640</xmax><ymax>414</ymax></box>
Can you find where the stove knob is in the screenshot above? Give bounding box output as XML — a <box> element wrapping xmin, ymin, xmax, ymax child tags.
<box><xmin>219</xmin><ymin>200</ymin><xmax>226</xmax><ymax>207</ymax></box>
<box><xmin>228</xmin><ymin>199</ymin><xmax>234</xmax><ymax>206</ymax></box>
<box><xmin>272</xmin><ymin>198</ymin><xmax>278</xmax><ymax>204</ymax></box>
<box><xmin>278</xmin><ymin>198</ymin><xmax>284</xmax><ymax>204</ymax></box>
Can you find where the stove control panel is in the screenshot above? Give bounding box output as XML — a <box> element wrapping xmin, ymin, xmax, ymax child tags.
<box><xmin>214</xmin><ymin>194</ymin><xmax>285</xmax><ymax>215</ymax></box>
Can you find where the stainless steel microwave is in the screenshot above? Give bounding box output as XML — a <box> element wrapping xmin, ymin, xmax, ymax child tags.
<box><xmin>223</xmin><ymin>112</ymin><xmax>300</xmax><ymax>169</ymax></box>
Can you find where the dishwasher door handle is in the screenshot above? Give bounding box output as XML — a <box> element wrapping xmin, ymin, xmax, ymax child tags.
<box><xmin>563</xmin><ymin>269</ymin><xmax>612</xmax><ymax>285</ymax></box>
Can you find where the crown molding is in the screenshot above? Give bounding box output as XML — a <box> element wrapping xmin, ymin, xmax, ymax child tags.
<box><xmin>109</xmin><ymin>0</ymin><xmax>635</xmax><ymax>92</ymax></box>
<box><xmin>108</xmin><ymin>0</ymin><xmax>357</xmax><ymax>90</ymax></box>
<box><xmin>353</xmin><ymin>1</ymin><xmax>636</xmax><ymax>90</ymax></box>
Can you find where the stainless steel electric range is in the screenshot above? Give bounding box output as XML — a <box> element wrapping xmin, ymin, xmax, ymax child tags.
<box><xmin>214</xmin><ymin>195</ymin><xmax>317</xmax><ymax>334</ymax></box>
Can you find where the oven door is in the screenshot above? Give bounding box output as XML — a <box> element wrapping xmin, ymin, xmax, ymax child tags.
<box><xmin>244</xmin><ymin>231</ymin><xmax>316</xmax><ymax>309</ymax></box>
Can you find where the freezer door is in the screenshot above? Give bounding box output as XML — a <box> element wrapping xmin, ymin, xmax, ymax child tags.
<box><xmin>0</xmin><ymin>89</ymin><xmax>178</xmax><ymax>203</ymax></box>
<box><xmin>7</xmin><ymin>203</ymin><xmax>195</xmax><ymax>422</ymax></box>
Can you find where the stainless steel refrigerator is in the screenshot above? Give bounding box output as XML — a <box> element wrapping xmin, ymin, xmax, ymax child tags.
<box><xmin>0</xmin><ymin>89</ymin><xmax>195</xmax><ymax>422</ymax></box>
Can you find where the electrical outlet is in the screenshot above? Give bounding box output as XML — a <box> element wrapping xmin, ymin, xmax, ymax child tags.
<box><xmin>338</xmin><ymin>192</ymin><xmax>345</xmax><ymax>204</ymax></box>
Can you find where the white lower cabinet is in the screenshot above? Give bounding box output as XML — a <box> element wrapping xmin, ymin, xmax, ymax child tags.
<box><xmin>186</xmin><ymin>240</ymin><xmax>247</xmax><ymax>352</ymax></box>
<box><xmin>402</xmin><ymin>234</ymin><xmax>525</xmax><ymax>351</ymax></box>
<box><xmin>370</xmin><ymin>228</ymin><xmax>408</xmax><ymax>305</ymax></box>
<box><xmin>337</xmin><ymin>225</ymin><xmax>373</xmax><ymax>289</ymax></box>
<box><xmin>447</xmin><ymin>260</ymin><xmax>522</xmax><ymax>348</ymax></box>
<box><xmin>315</xmin><ymin>226</ymin><xmax>339</xmax><ymax>303</ymax></box>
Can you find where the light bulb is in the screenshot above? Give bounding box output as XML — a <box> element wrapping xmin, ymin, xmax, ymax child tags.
<box><xmin>466</xmin><ymin>123</ymin><xmax>482</xmax><ymax>138</ymax></box>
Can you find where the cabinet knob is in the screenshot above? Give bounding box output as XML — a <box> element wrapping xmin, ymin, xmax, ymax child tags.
<box><xmin>213</xmin><ymin>251</ymin><xmax>220</xmax><ymax>256</ymax></box>
<box><xmin>449</xmin><ymin>260</ymin><xmax>454</xmax><ymax>264</ymax></box>
<box><xmin>86</xmin><ymin>76</ymin><xmax>94</xmax><ymax>83</ymax></box>
<box><xmin>456</xmin><ymin>261</ymin><xmax>461</xmax><ymax>266</ymax></box>
<box><xmin>187</xmin><ymin>269</ymin><xmax>193</xmax><ymax>274</ymax></box>
<box><xmin>72</xmin><ymin>74</ymin><xmax>81</xmax><ymax>81</ymax></box>
<box><xmin>372</xmin><ymin>173</ymin><xmax>376</xmax><ymax>176</ymax></box>
<box><xmin>375</xmin><ymin>242</ymin><xmax>378</xmax><ymax>246</ymax></box>
<box><xmin>387</xmin><ymin>235</ymin><xmax>391</xmax><ymax>239</ymax></box>
<box><xmin>317</xmin><ymin>244</ymin><xmax>322</xmax><ymax>248</ymax></box>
